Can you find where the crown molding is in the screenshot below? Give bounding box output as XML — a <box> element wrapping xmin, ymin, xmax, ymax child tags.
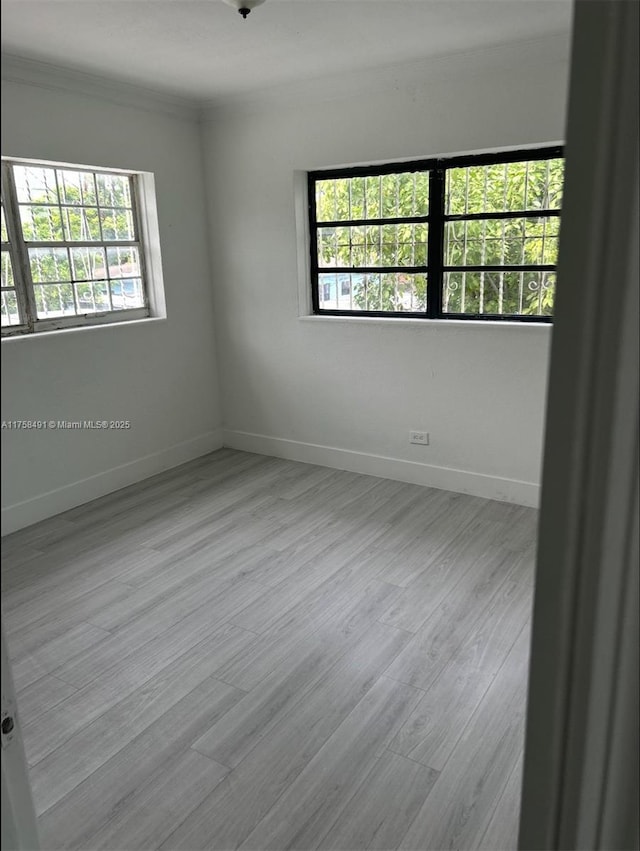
<box><xmin>1</xmin><ymin>53</ymin><xmax>200</xmax><ymax>122</ymax></box>
<box><xmin>0</xmin><ymin>29</ymin><xmax>571</xmax><ymax>125</ymax></box>
<box><xmin>199</xmin><ymin>31</ymin><xmax>571</xmax><ymax>120</ymax></box>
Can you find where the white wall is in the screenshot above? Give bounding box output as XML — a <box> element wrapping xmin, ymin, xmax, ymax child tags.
<box><xmin>202</xmin><ymin>37</ymin><xmax>570</xmax><ymax>506</ymax></box>
<box><xmin>0</xmin><ymin>35</ymin><xmax>570</xmax><ymax>533</ymax></box>
<box><xmin>1</xmin><ymin>76</ymin><xmax>222</xmax><ymax>534</ymax></box>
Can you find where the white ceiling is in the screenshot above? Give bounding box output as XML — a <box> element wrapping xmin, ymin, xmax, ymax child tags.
<box><xmin>0</xmin><ymin>0</ymin><xmax>573</xmax><ymax>102</ymax></box>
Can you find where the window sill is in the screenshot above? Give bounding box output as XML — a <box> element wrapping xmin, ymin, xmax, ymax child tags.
<box><xmin>298</xmin><ymin>315</ymin><xmax>553</xmax><ymax>330</ymax></box>
<box><xmin>1</xmin><ymin>315</ymin><xmax>167</xmax><ymax>342</ymax></box>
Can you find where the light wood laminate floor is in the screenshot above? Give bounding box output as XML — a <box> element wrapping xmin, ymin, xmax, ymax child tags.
<box><xmin>1</xmin><ymin>449</ymin><xmax>537</xmax><ymax>850</ymax></box>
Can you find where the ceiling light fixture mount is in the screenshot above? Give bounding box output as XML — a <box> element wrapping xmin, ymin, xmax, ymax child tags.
<box><xmin>222</xmin><ymin>0</ymin><xmax>266</xmax><ymax>19</ymax></box>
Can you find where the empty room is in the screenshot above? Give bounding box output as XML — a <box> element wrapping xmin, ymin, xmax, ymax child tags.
<box><xmin>2</xmin><ymin>1</ymin><xmax>638</xmax><ymax>850</ymax></box>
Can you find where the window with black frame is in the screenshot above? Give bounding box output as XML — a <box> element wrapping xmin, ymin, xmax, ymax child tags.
<box><xmin>308</xmin><ymin>147</ymin><xmax>564</xmax><ymax>321</ymax></box>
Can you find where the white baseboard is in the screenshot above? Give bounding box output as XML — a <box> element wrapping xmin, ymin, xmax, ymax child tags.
<box><xmin>223</xmin><ymin>429</ymin><xmax>540</xmax><ymax>508</ymax></box>
<box><xmin>2</xmin><ymin>427</ymin><xmax>538</xmax><ymax>536</ymax></box>
<box><xmin>1</xmin><ymin>429</ymin><xmax>224</xmax><ymax>536</ymax></box>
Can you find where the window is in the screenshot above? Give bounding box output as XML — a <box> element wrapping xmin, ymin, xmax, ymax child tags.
<box><xmin>308</xmin><ymin>147</ymin><xmax>564</xmax><ymax>321</ymax></box>
<box><xmin>1</xmin><ymin>159</ymin><xmax>152</xmax><ymax>335</ymax></box>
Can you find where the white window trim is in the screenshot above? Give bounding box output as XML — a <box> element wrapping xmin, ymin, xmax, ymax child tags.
<box><xmin>1</xmin><ymin>157</ymin><xmax>166</xmax><ymax>337</ymax></box>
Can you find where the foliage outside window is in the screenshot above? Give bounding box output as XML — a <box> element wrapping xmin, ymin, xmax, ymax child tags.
<box><xmin>1</xmin><ymin>159</ymin><xmax>149</xmax><ymax>335</ymax></box>
<box><xmin>308</xmin><ymin>147</ymin><xmax>564</xmax><ymax>321</ymax></box>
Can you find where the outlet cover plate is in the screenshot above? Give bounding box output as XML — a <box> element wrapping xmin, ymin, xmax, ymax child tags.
<box><xmin>410</xmin><ymin>431</ymin><xmax>429</xmax><ymax>445</ymax></box>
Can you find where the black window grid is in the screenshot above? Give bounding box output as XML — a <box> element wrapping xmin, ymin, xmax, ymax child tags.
<box><xmin>308</xmin><ymin>146</ymin><xmax>563</xmax><ymax>322</ymax></box>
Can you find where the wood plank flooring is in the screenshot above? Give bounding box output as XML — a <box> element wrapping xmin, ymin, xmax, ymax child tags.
<box><xmin>1</xmin><ymin>449</ymin><xmax>537</xmax><ymax>850</ymax></box>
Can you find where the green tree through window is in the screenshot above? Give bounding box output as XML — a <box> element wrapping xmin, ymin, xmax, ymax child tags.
<box><xmin>309</xmin><ymin>148</ymin><xmax>564</xmax><ymax>320</ymax></box>
<box><xmin>1</xmin><ymin>160</ymin><xmax>149</xmax><ymax>334</ymax></box>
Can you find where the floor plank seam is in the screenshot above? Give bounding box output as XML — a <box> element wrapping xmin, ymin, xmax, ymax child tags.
<box><xmin>188</xmin><ymin>745</ymin><xmax>234</xmax><ymax>772</ymax></box>
<box><xmin>383</xmin><ymin>746</ymin><xmax>440</xmax><ymax>772</ymax></box>
<box><xmin>2</xmin><ymin>450</ymin><xmax>535</xmax><ymax>851</ymax></box>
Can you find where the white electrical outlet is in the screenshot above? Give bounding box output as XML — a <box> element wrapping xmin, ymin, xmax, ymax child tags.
<box><xmin>410</xmin><ymin>431</ymin><xmax>429</xmax><ymax>445</ymax></box>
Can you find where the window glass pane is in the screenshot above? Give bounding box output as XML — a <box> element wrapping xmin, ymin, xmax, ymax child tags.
<box><xmin>521</xmin><ymin>271</ymin><xmax>556</xmax><ymax>316</ymax></box>
<box><xmin>318</xmin><ymin>224</ymin><xmax>428</xmax><ymax>268</ymax></box>
<box><xmin>106</xmin><ymin>246</ymin><xmax>140</xmax><ymax>278</ymax></box>
<box><xmin>443</xmin><ymin>270</ymin><xmax>555</xmax><ymax>317</ymax></box>
<box><xmin>14</xmin><ymin>166</ymin><xmax>60</xmax><ymax>204</ymax></box>
<box><xmin>29</xmin><ymin>247</ymin><xmax>71</xmax><ymax>283</ymax></box>
<box><xmin>33</xmin><ymin>283</ymin><xmax>76</xmax><ymax>318</ymax></box>
<box><xmin>19</xmin><ymin>206</ymin><xmax>64</xmax><ymax>241</ymax></box>
<box><xmin>1</xmin><ymin>289</ymin><xmax>20</xmax><ymax>326</ymax></box>
<box><xmin>61</xmin><ymin>207</ymin><xmax>102</xmax><ymax>241</ymax></box>
<box><xmin>318</xmin><ymin>227</ymin><xmax>337</xmax><ymax>267</ymax></box>
<box><xmin>1</xmin><ymin>251</ymin><xmax>15</xmax><ymax>288</ymax></box>
<box><xmin>526</xmin><ymin>159</ymin><xmax>564</xmax><ymax>210</ymax></box>
<box><xmin>315</xmin><ymin>180</ymin><xmax>337</xmax><ymax>222</ymax></box>
<box><xmin>110</xmin><ymin>278</ymin><xmax>144</xmax><ymax>310</ymax></box>
<box><xmin>1</xmin><ymin>203</ymin><xmax>8</xmax><ymax>242</ymax></box>
<box><xmin>75</xmin><ymin>280</ymin><xmax>110</xmax><ymax>313</ymax></box>
<box><xmin>363</xmin><ymin>175</ymin><xmax>381</xmax><ymax>218</ymax></box>
<box><xmin>445</xmin><ymin>216</ymin><xmax>560</xmax><ymax>267</ymax></box>
<box><xmin>96</xmin><ymin>174</ymin><xmax>132</xmax><ymax>209</ymax></box>
<box><xmin>100</xmin><ymin>209</ymin><xmax>135</xmax><ymax>241</ymax></box>
<box><xmin>129</xmin><ymin>278</ymin><xmax>145</xmax><ymax>308</ymax></box>
<box><xmin>446</xmin><ymin>158</ymin><xmax>564</xmax><ymax>214</ymax></box>
<box><xmin>58</xmin><ymin>170</ymin><xmax>97</xmax><ymax>206</ymax></box>
<box><xmin>349</xmin><ymin>177</ymin><xmax>365</xmax><ymax>219</ymax></box>
<box><xmin>70</xmin><ymin>247</ymin><xmax>107</xmax><ymax>281</ymax></box>
<box><xmin>318</xmin><ymin>272</ymin><xmax>426</xmax><ymax>312</ymax></box>
<box><xmin>381</xmin><ymin>174</ymin><xmax>399</xmax><ymax>217</ymax></box>
<box><xmin>315</xmin><ymin>171</ymin><xmax>428</xmax><ymax>222</ymax></box>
